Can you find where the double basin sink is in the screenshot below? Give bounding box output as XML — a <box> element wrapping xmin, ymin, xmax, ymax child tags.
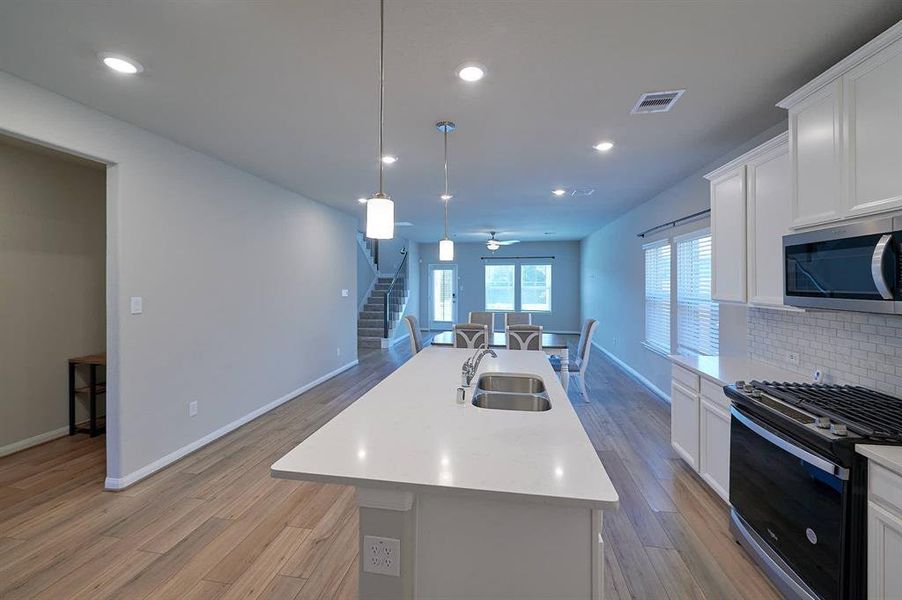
<box><xmin>472</xmin><ymin>374</ymin><xmax>551</xmax><ymax>412</ymax></box>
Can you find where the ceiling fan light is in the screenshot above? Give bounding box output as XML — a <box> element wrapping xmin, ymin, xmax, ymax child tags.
<box><xmin>487</xmin><ymin>240</ymin><xmax>501</xmax><ymax>252</ymax></box>
<box><xmin>439</xmin><ymin>238</ymin><xmax>454</xmax><ymax>261</ymax></box>
<box><xmin>366</xmin><ymin>194</ymin><xmax>394</xmax><ymax>239</ymax></box>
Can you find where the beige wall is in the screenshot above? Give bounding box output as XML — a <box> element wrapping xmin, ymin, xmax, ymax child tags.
<box><xmin>0</xmin><ymin>137</ymin><xmax>106</xmax><ymax>452</ymax></box>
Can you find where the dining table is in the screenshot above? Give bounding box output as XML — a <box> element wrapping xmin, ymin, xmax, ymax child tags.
<box><xmin>430</xmin><ymin>331</ymin><xmax>571</xmax><ymax>391</ymax></box>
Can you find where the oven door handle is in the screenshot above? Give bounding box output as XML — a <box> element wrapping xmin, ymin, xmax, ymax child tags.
<box><xmin>872</xmin><ymin>234</ymin><xmax>894</xmax><ymax>300</ymax></box>
<box><xmin>731</xmin><ymin>406</ymin><xmax>850</xmax><ymax>480</ymax></box>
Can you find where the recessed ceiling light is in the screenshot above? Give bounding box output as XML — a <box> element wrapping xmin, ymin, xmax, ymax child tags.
<box><xmin>594</xmin><ymin>141</ymin><xmax>614</xmax><ymax>152</ymax></box>
<box><xmin>357</xmin><ymin>197</ymin><xmax>368</xmax><ymax>204</ymax></box>
<box><xmin>98</xmin><ymin>52</ymin><xmax>143</xmax><ymax>74</ymax></box>
<box><xmin>457</xmin><ymin>63</ymin><xmax>486</xmax><ymax>82</ymax></box>
<box><xmin>552</xmin><ymin>188</ymin><xmax>567</xmax><ymax>197</ymax></box>
<box><xmin>381</xmin><ymin>155</ymin><xmax>398</xmax><ymax>165</ymax></box>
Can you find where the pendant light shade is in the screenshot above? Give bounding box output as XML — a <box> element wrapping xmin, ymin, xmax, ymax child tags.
<box><xmin>439</xmin><ymin>238</ymin><xmax>454</xmax><ymax>261</ymax></box>
<box><xmin>365</xmin><ymin>0</ymin><xmax>394</xmax><ymax>240</ymax></box>
<box><xmin>437</xmin><ymin>120</ymin><xmax>456</xmax><ymax>261</ymax></box>
<box><xmin>366</xmin><ymin>193</ymin><xmax>394</xmax><ymax>239</ymax></box>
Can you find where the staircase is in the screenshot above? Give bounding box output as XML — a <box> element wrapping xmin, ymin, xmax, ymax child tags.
<box><xmin>358</xmin><ymin>276</ymin><xmax>409</xmax><ymax>348</ymax></box>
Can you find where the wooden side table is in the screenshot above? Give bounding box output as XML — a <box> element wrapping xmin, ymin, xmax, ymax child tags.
<box><xmin>68</xmin><ymin>353</ymin><xmax>106</xmax><ymax>437</ymax></box>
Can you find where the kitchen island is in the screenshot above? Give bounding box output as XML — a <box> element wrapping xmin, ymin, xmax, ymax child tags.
<box><xmin>272</xmin><ymin>346</ymin><xmax>618</xmax><ymax>599</ymax></box>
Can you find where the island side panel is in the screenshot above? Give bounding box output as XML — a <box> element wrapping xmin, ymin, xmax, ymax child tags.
<box><xmin>358</xmin><ymin>488</ymin><xmax>416</xmax><ymax>600</ymax></box>
<box><xmin>414</xmin><ymin>493</ymin><xmax>601</xmax><ymax>599</ymax></box>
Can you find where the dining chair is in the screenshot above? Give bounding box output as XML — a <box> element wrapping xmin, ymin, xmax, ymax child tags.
<box><xmin>468</xmin><ymin>311</ymin><xmax>495</xmax><ymax>332</ymax></box>
<box><xmin>506</xmin><ymin>325</ymin><xmax>543</xmax><ymax>350</ymax></box>
<box><xmin>453</xmin><ymin>323</ymin><xmax>489</xmax><ymax>349</ymax></box>
<box><xmin>504</xmin><ymin>312</ymin><xmax>532</xmax><ymax>327</ymax></box>
<box><xmin>551</xmin><ymin>319</ymin><xmax>598</xmax><ymax>399</ymax></box>
<box><xmin>403</xmin><ymin>315</ymin><xmax>423</xmax><ymax>356</ymax></box>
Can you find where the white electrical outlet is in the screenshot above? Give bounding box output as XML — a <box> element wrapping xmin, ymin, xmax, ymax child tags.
<box><xmin>363</xmin><ymin>535</ymin><xmax>400</xmax><ymax>576</ymax></box>
<box><xmin>786</xmin><ymin>350</ymin><xmax>801</xmax><ymax>367</ymax></box>
<box><xmin>188</xmin><ymin>401</ymin><xmax>198</xmax><ymax>417</ymax></box>
<box><xmin>130</xmin><ymin>296</ymin><xmax>143</xmax><ymax>315</ymax></box>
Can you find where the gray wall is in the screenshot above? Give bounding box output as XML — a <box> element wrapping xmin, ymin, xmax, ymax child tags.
<box><xmin>418</xmin><ymin>241</ymin><xmax>581</xmax><ymax>333</ymax></box>
<box><xmin>0</xmin><ymin>137</ymin><xmax>106</xmax><ymax>453</ymax></box>
<box><xmin>0</xmin><ymin>71</ymin><xmax>359</xmax><ymax>486</ymax></box>
<box><xmin>580</xmin><ymin>122</ymin><xmax>788</xmax><ymax>397</ymax></box>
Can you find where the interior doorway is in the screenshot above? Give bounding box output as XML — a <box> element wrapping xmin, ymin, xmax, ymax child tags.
<box><xmin>0</xmin><ymin>133</ymin><xmax>108</xmax><ymax>468</ymax></box>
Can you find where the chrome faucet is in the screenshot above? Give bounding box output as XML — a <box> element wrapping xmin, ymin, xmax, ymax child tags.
<box><xmin>461</xmin><ymin>347</ymin><xmax>497</xmax><ymax>387</ymax></box>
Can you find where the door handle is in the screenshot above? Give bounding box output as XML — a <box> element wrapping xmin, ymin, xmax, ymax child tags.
<box><xmin>871</xmin><ymin>234</ymin><xmax>894</xmax><ymax>300</ymax></box>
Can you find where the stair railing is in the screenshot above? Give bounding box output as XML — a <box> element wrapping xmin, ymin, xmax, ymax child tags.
<box><xmin>383</xmin><ymin>249</ymin><xmax>409</xmax><ymax>338</ymax></box>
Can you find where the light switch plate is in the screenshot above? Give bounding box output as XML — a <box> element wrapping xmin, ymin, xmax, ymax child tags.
<box><xmin>363</xmin><ymin>535</ymin><xmax>400</xmax><ymax>576</ymax></box>
<box><xmin>130</xmin><ymin>296</ymin><xmax>143</xmax><ymax>315</ymax></box>
<box><xmin>341</xmin><ymin>289</ymin><xmax>349</xmax><ymax>297</ymax></box>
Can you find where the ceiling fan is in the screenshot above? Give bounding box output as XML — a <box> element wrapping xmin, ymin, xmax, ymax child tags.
<box><xmin>486</xmin><ymin>231</ymin><xmax>520</xmax><ymax>252</ymax></box>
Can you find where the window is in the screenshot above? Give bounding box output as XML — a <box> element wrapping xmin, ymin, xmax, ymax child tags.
<box><xmin>484</xmin><ymin>264</ymin><xmax>515</xmax><ymax>311</ymax></box>
<box><xmin>676</xmin><ymin>231</ymin><xmax>719</xmax><ymax>356</ymax></box>
<box><xmin>644</xmin><ymin>240</ymin><xmax>671</xmax><ymax>353</ymax></box>
<box><xmin>520</xmin><ymin>264</ymin><xmax>552</xmax><ymax>312</ymax></box>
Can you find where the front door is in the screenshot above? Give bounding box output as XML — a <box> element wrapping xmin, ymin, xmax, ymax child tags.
<box><xmin>428</xmin><ymin>264</ymin><xmax>458</xmax><ymax>330</ymax></box>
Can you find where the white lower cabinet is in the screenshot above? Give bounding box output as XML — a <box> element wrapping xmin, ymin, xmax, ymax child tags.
<box><xmin>671</xmin><ymin>364</ymin><xmax>731</xmax><ymax>504</ymax></box>
<box><xmin>671</xmin><ymin>381</ymin><xmax>699</xmax><ymax>470</ymax></box>
<box><xmin>699</xmin><ymin>397</ymin><xmax>730</xmax><ymax>502</ymax></box>
<box><xmin>868</xmin><ymin>461</ymin><xmax>902</xmax><ymax>599</ymax></box>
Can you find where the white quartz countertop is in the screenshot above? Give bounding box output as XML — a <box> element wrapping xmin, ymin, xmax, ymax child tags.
<box><xmin>857</xmin><ymin>445</ymin><xmax>902</xmax><ymax>475</ymax></box>
<box><xmin>271</xmin><ymin>346</ymin><xmax>619</xmax><ymax>510</ymax></box>
<box><xmin>670</xmin><ymin>354</ymin><xmax>809</xmax><ymax>387</ymax></box>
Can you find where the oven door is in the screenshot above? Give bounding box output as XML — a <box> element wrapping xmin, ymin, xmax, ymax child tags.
<box><xmin>783</xmin><ymin>217</ymin><xmax>900</xmax><ymax>313</ymax></box>
<box><xmin>730</xmin><ymin>406</ymin><xmax>849</xmax><ymax>600</ymax></box>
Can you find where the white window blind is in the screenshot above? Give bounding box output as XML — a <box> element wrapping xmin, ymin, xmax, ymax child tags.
<box><xmin>676</xmin><ymin>231</ymin><xmax>719</xmax><ymax>356</ymax></box>
<box><xmin>644</xmin><ymin>241</ymin><xmax>671</xmax><ymax>353</ymax></box>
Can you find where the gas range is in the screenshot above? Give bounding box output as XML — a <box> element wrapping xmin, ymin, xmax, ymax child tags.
<box><xmin>724</xmin><ymin>380</ymin><xmax>902</xmax><ymax>600</ymax></box>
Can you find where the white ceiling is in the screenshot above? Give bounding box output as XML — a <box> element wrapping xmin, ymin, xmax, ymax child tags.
<box><xmin>1</xmin><ymin>1</ymin><xmax>900</xmax><ymax>243</ymax></box>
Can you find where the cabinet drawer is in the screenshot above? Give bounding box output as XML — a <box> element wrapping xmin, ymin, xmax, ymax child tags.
<box><xmin>700</xmin><ymin>379</ymin><xmax>731</xmax><ymax>410</ymax></box>
<box><xmin>870</xmin><ymin>462</ymin><xmax>902</xmax><ymax>516</ymax></box>
<box><xmin>672</xmin><ymin>365</ymin><xmax>700</xmax><ymax>393</ymax></box>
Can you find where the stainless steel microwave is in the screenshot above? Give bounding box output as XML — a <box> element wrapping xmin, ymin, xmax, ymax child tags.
<box><xmin>783</xmin><ymin>216</ymin><xmax>901</xmax><ymax>314</ymax></box>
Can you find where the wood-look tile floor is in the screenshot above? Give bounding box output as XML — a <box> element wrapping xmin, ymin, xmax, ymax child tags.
<box><xmin>0</xmin><ymin>340</ymin><xmax>779</xmax><ymax>599</ymax></box>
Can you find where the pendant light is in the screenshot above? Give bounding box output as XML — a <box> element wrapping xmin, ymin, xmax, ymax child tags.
<box><xmin>365</xmin><ymin>0</ymin><xmax>394</xmax><ymax>239</ymax></box>
<box><xmin>437</xmin><ymin>120</ymin><xmax>455</xmax><ymax>261</ymax></box>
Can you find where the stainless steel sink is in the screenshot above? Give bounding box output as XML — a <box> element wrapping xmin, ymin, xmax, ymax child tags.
<box><xmin>476</xmin><ymin>374</ymin><xmax>546</xmax><ymax>394</ymax></box>
<box><xmin>472</xmin><ymin>391</ymin><xmax>551</xmax><ymax>412</ymax></box>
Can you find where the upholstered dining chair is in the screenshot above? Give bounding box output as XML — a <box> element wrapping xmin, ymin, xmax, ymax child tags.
<box><xmin>551</xmin><ymin>319</ymin><xmax>598</xmax><ymax>399</ymax></box>
<box><xmin>504</xmin><ymin>312</ymin><xmax>532</xmax><ymax>328</ymax></box>
<box><xmin>453</xmin><ymin>323</ymin><xmax>489</xmax><ymax>349</ymax></box>
<box><xmin>403</xmin><ymin>315</ymin><xmax>423</xmax><ymax>356</ymax></box>
<box><xmin>468</xmin><ymin>311</ymin><xmax>495</xmax><ymax>332</ymax></box>
<box><xmin>506</xmin><ymin>324</ymin><xmax>544</xmax><ymax>350</ymax></box>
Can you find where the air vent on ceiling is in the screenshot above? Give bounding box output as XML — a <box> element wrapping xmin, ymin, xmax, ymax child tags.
<box><xmin>630</xmin><ymin>89</ymin><xmax>685</xmax><ymax>114</ymax></box>
<box><xmin>570</xmin><ymin>188</ymin><xmax>594</xmax><ymax>197</ymax></box>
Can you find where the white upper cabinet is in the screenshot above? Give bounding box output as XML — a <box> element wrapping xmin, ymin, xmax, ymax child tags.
<box><xmin>709</xmin><ymin>167</ymin><xmax>747</xmax><ymax>303</ymax></box>
<box><xmin>778</xmin><ymin>22</ymin><xmax>902</xmax><ymax>228</ymax></box>
<box><xmin>844</xmin><ymin>40</ymin><xmax>902</xmax><ymax>217</ymax></box>
<box><xmin>747</xmin><ymin>135</ymin><xmax>791</xmax><ymax>307</ymax></box>
<box><xmin>788</xmin><ymin>81</ymin><xmax>843</xmax><ymax>227</ymax></box>
<box><xmin>706</xmin><ymin>133</ymin><xmax>791</xmax><ymax>308</ymax></box>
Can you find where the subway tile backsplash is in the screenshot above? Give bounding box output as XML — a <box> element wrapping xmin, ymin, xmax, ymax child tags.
<box><xmin>747</xmin><ymin>307</ymin><xmax>902</xmax><ymax>398</ymax></box>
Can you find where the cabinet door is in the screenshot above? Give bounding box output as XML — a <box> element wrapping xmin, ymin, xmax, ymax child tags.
<box><xmin>789</xmin><ymin>80</ymin><xmax>843</xmax><ymax>228</ymax></box>
<box><xmin>868</xmin><ymin>501</ymin><xmax>902</xmax><ymax>600</ymax></box>
<box><xmin>747</xmin><ymin>141</ymin><xmax>791</xmax><ymax>307</ymax></box>
<box><xmin>699</xmin><ymin>397</ymin><xmax>730</xmax><ymax>502</ymax></box>
<box><xmin>710</xmin><ymin>167</ymin><xmax>747</xmax><ymax>303</ymax></box>
<box><xmin>844</xmin><ymin>40</ymin><xmax>902</xmax><ymax>218</ymax></box>
<box><xmin>671</xmin><ymin>381</ymin><xmax>699</xmax><ymax>470</ymax></box>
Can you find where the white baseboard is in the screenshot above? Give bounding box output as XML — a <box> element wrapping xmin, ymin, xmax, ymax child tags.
<box><xmin>383</xmin><ymin>330</ymin><xmax>410</xmax><ymax>349</ymax></box>
<box><xmin>104</xmin><ymin>359</ymin><xmax>360</xmax><ymax>491</ymax></box>
<box><xmin>0</xmin><ymin>426</ymin><xmax>69</xmax><ymax>458</ymax></box>
<box><xmin>593</xmin><ymin>342</ymin><xmax>669</xmax><ymax>402</ymax></box>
